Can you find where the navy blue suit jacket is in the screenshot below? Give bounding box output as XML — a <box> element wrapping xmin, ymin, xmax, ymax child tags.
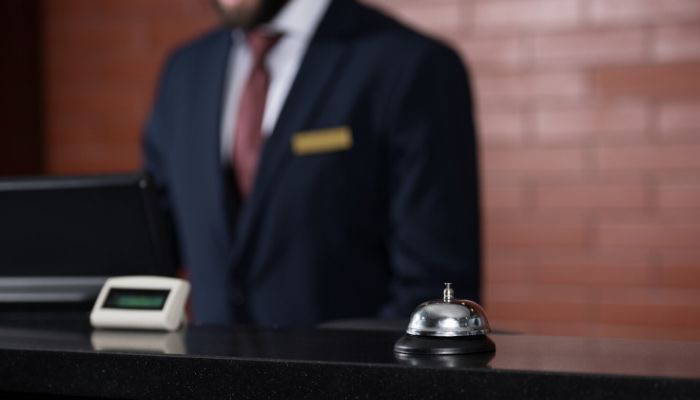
<box><xmin>144</xmin><ymin>0</ymin><xmax>481</xmax><ymax>327</ymax></box>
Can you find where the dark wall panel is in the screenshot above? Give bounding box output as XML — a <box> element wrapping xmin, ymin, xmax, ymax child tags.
<box><xmin>0</xmin><ymin>0</ymin><xmax>42</xmax><ymax>175</ymax></box>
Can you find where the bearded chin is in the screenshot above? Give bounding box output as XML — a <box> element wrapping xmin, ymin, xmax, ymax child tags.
<box><xmin>212</xmin><ymin>0</ymin><xmax>290</xmax><ymax>30</ymax></box>
<box><xmin>212</xmin><ymin>4</ymin><xmax>259</xmax><ymax>29</ymax></box>
<box><xmin>220</xmin><ymin>11</ymin><xmax>258</xmax><ymax>29</ymax></box>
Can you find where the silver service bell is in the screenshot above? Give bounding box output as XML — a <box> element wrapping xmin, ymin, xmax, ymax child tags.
<box><xmin>394</xmin><ymin>283</ymin><xmax>496</xmax><ymax>355</ymax></box>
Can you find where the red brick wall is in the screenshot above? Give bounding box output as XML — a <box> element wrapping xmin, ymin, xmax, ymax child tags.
<box><xmin>41</xmin><ymin>0</ymin><xmax>700</xmax><ymax>340</ymax></box>
<box><xmin>42</xmin><ymin>0</ymin><xmax>218</xmax><ymax>172</ymax></box>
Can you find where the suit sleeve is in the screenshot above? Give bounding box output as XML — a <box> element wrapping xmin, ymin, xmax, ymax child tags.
<box><xmin>380</xmin><ymin>43</ymin><xmax>481</xmax><ymax>317</ymax></box>
<box><xmin>142</xmin><ymin>53</ymin><xmax>182</xmax><ymax>267</ymax></box>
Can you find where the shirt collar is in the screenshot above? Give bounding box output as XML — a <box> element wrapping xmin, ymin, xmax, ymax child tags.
<box><xmin>266</xmin><ymin>0</ymin><xmax>331</xmax><ymax>38</ymax></box>
<box><xmin>231</xmin><ymin>0</ymin><xmax>332</xmax><ymax>41</ymax></box>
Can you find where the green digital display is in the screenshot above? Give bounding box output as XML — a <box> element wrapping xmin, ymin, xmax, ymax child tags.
<box><xmin>103</xmin><ymin>288</ymin><xmax>170</xmax><ymax>310</ymax></box>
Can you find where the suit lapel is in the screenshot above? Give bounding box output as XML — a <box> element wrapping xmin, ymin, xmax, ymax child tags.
<box><xmin>229</xmin><ymin>0</ymin><xmax>356</xmax><ymax>276</ymax></box>
<box><xmin>188</xmin><ymin>30</ymin><xmax>237</xmax><ymax>242</ymax></box>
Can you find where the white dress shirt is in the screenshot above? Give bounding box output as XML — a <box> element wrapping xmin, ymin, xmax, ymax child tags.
<box><xmin>219</xmin><ymin>0</ymin><xmax>332</xmax><ymax>163</ymax></box>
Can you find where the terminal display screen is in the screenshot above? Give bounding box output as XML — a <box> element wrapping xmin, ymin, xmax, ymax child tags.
<box><xmin>103</xmin><ymin>289</ymin><xmax>170</xmax><ymax>310</ymax></box>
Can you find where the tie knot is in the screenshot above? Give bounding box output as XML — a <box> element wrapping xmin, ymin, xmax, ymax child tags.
<box><xmin>246</xmin><ymin>30</ymin><xmax>282</xmax><ymax>64</ymax></box>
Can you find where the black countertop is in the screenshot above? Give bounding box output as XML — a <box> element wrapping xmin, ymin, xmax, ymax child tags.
<box><xmin>0</xmin><ymin>312</ymin><xmax>699</xmax><ymax>399</ymax></box>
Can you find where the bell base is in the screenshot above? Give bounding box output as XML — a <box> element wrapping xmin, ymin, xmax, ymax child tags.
<box><xmin>393</xmin><ymin>334</ymin><xmax>496</xmax><ymax>355</ymax></box>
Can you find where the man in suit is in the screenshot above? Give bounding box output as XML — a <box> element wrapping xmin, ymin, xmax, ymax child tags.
<box><xmin>144</xmin><ymin>0</ymin><xmax>481</xmax><ymax>327</ymax></box>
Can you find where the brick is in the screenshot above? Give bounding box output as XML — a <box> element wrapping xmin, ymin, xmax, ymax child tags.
<box><xmin>592</xmin><ymin>62</ymin><xmax>700</xmax><ymax>99</ymax></box>
<box><xmin>653</xmin><ymin>208</ymin><xmax>700</xmax><ymax>224</ymax></box>
<box><xmin>587</xmin><ymin>0</ymin><xmax>700</xmax><ymax>25</ymax></box>
<box><xmin>481</xmin><ymin>171</ymin><xmax>527</xmax><ymax>187</ymax></box>
<box><xmin>488</xmin><ymin>301</ymin><xmax>595</xmax><ymax>323</ymax></box>
<box><xmin>43</xmin><ymin>0</ymin><xmax>134</xmax><ymax>21</ymax></box>
<box><xmin>456</xmin><ymin>36</ymin><xmax>529</xmax><ymax>69</ymax></box>
<box><xmin>478</xmin><ymin>109</ymin><xmax>525</xmax><ymax>145</ymax></box>
<box><xmin>597</xmin><ymin>144</ymin><xmax>700</xmax><ymax>170</ymax></box>
<box><xmin>539</xmin><ymin>247</ymin><xmax>652</xmax><ymax>267</ymax></box>
<box><xmin>534</xmin><ymin>29</ymin><xmax>647</xmax><ymax>66</ymax></box>
<box><xmin>534</xmin><ymin>102</ymin><xmax>650</xmax><ymax>143</ymax></box>
<box><xmin>597</xmin><ymin>223</ymin><xmax>700</xmax><ymax>247</ymax></box>
<box><xmin>496</xmin><ymin>206</ymin><xmax>653</xmax><ymax>226</ymax></box>
<box><xmin>528</xmin><ymin>171</ymin><xmax>649</xmax><ymax>187</ymax></box>
<box><xmin>654</xmin><ymin>25</ymin><xmax>700</xmax><ymax>62</ymax></box>
<box><xmin>41</xmin><ymin>0</ymin><xmax>217</xmax><ymax>174</ymax></box>
<box><xmin>473</xmin><ymin>0</ymin><xmax>580</xmax><ymax>32</ymax></box>
<box><xmin>535</xmin><ymin>183</ymin><xmax>648</xmax><ymax>208</ymax></box>
<box><xmin>599</xmin><ymin>303</ymin><xmax>700</xmax><ymax>328</ymax></box>
<box><xmin>481</xmin><ymin>317</ymin><xmax>534</xmax><ymax>333</ymax></box>
<box><xmin>482</xmin><ymin>148</ymin><xmax>586</xmax><ymax>172</ymax></box>
<box><xmin>44</xmin><ymin>91</ymin><xmax>148</xmax><ymax>150</ymax></box>
<box><xmin>46</xmin><ymin>18</ymin><xmax>208</xmax><ymax>70</ymax></box>
<box><xmin>593</xmin><ymin>208</ymin><xmax>660</xmax><ymax>223</ymax></box>
<box><xmin>484</xmin><ymin>252</ymin><xmax>538</xmax><ymax>283</ymax></box>
<box><xmin>475</xmin><ymin>71</ymin><xmax>586</xmax><ymax>106</ymax></box>
<box><xmin>484</xmin><ymin>208</ymin><xmax>589</xmax><ymax>226</ymax></box>
<box><xmin>44</xmin><ymin>118</ymin><xmax>142</xmax><ymax>156</ymax></box>
<box><xmin>656</xmin><ymin>249</ymin><xmax>700</xmax><ymax>292</ymax></box>
<box><xmin>650</xmin><ymin>171</ymin><xmax>700</xmax><ymax>186</ymax></box>
<box><xmin>659</xmin><ymin>102</ymin><xmax>700</xmax><ymax>133</ymax></box>
<box><xmin>660</xmin><ymin>266</ymin><xmax>700</xmax><ymax>289</ymax></box>
<box><xmin>597</xmin><ymin>205</ymin><xmax>700</xmax><ymax>223</ymax></box>
<box><xmin>46</xmin><ymin>84</ymin><xmax>149</xmax><ymax>119</ymax></box>
<box><xmin>658</xmin><ymin>184</ymin><xmax>700</xmax><ymax>208</ymax></box>
<box><xmin>46</xmin><ymin>143</ymin><xmax>139</xmax><ymax>174</ymax></box>
<box><xmin>483</xmin><ymin>187</ymin><xmax>526</xmax><ymax>209</ymax></box>
<box><xmin>43</xmin><ymin>0</ymin><xmax>217</xmax><ymax>22</ymax></box>
<box><xmin>536</xmin><ymin>265</ymin><xmax>655</xmax><ymax>287</ymax></box>
<box><xmin>496</xmin><ymin>320</ymin><xmax>597</xmax><ymax>337</ymax></box>
<box><xmin>488</xmin><ymin>283</ymin><xmax>597</xmax><ymax>303</ymax></box>
<box><xmin>146</xmin><ymin>17</ymin><xmax>222</xmax><ymax>47</ymax></box>
<box><xmin>486</xmin><ymin>222</ymin><xmax>588</xmax><ymax>247</ymax></box>
<box><xmin>485</xmin><ymin>265</ymin><xmax>531</xmax><ymax>285</ymax></box>
<box><xmin>493</xmin><ymin>247</ymin><xmax>656</xmax><ymax>289</ymax></box>
<box><xmin>660</xmin><ymin>249</ymin><xmax>700</xmax><ymax>269</ymax></box>
<box><xmin>598</xmin><ymin>286</ymin><xmax>700</xmax><ymax>305</ymax></box>
<box><xmin>45</xmin><ymin>19</ymin><xmax>150</xmax><ymax>54</ymax></box>
<box><xmin>48</xmin><ymin>57</ymin><xmax>157</xmax><ymax>89</ymax></box>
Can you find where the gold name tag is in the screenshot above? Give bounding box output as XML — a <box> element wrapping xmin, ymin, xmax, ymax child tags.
<box><xmin>291</xmin><ymin>126</ymin><xmax>353</xmax><ymax>156</ymax></box>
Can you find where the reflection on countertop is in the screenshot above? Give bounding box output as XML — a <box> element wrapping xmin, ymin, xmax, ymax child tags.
<box><xmin>0</xmin><ymin>313</ymin><xmax>699</xmax><ymax>379</ymax></box>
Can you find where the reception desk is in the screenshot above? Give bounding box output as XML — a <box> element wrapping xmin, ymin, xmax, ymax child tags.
<box><xmin>0</xmin><ymin>313</ymin><xmax>698</xmax><ymax>399</ymax></box>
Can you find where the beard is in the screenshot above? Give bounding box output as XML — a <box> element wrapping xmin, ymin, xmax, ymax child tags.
<box><xmin>212</xmin><ymin>0</ymin><xmax>291</xmax><ymax>29</ymax></box>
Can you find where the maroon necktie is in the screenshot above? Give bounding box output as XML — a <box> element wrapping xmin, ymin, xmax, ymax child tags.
<box><xmin>232</xmin><ymin>31</ymin><xmax>282</xmax><ymax>199</ymax></box>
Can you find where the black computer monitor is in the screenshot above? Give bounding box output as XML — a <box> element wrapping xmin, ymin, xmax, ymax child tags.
<box><xmin>0</xmin><ymin>173</ymin><xmax>177</xmax><ymax>306</ymax></box>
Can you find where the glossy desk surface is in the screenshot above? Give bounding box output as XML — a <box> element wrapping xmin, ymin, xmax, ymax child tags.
<box><xmin>0</xmin><ymin>313</ymin><xmax>699</xmax><ymax>399</ymax></box>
